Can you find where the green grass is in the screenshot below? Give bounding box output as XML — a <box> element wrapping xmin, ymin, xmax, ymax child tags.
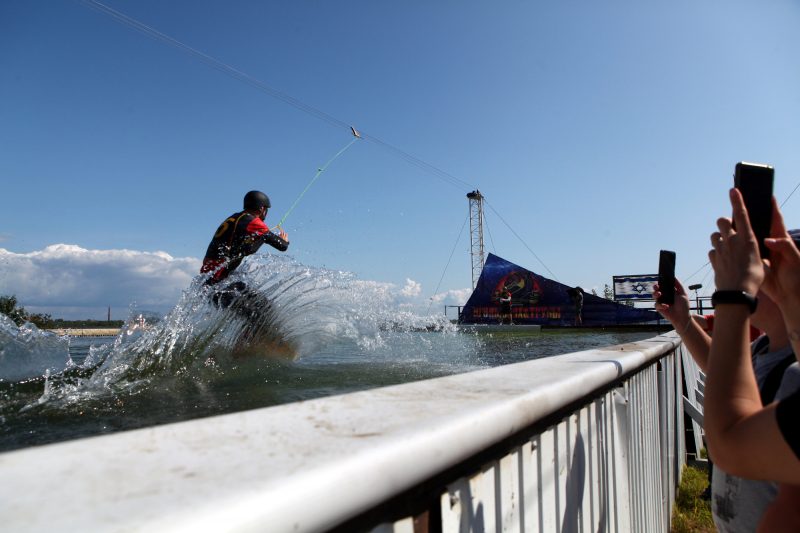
<box><xmin>671</xmin><ymin>464</ymin><xmax>714</xmax><ymax>533</ymax></box>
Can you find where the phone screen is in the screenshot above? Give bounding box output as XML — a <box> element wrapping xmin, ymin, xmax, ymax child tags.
<box><xmin>658</xmin><ymin>250</ymin><xmax>676</xmax><ymax>305</ymax></box>
<box><xmin>734</xmin><ymin>162</ymin><xmax>774</xmax><ymax>258</ymax></box>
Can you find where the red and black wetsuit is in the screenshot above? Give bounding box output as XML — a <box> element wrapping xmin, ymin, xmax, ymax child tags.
<box><xmin>201</xmin><ymin>211</ymin><xmax>289</xmax><ymax>285</ymax></box>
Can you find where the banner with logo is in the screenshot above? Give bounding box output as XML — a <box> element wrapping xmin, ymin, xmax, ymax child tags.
<box><xmin>460</xmin><ymin>254</ymin><xmax>659</xmax><ymax>325</ymax></box>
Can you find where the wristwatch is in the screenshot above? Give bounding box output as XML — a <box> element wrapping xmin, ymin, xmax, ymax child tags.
<box><xmin>711</xmin><ymin>290</ymin><xmax>758</xmax><ymax>314</ymax></box>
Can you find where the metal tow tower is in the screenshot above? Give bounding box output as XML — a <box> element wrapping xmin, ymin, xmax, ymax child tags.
<box><xmin>467</xmin><ymin>190</ymin><xmax>485</xmax><ymax>289</ymax></box>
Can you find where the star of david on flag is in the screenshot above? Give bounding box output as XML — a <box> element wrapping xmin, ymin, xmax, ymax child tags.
<box><xmin>613</xmin><ymin>275</ymin><xmax>658</xmax><ymax>300</ymax></box>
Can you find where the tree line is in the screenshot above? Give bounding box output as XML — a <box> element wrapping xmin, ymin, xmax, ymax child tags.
<box><xmin>0</xmin><ymin>295</ymin><xmax>124</xmax><ymax>329</ymax></box>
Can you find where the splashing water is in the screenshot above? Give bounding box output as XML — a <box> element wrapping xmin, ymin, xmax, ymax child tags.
<box><xmin>0</xmin><ymin>314</ymin><xmax>71</xmax><ymax>382</ymax></box>
<box><xmin>86</xmin><ymin>255</ymin><xmax>446</xmax><ymax>383</ymax></box>
<box><xmin>0</xmin><ymin>254</ymin><xmax>662</xmax><ymax>452</ymax></box>
<box><xmin>0</xmin><ymin>255</ymin><xmax>455</xmax><ymax>413</ymax></box>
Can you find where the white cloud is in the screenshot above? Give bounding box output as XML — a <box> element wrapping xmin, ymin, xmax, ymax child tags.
<box><xmin>399</xmin><ymin>278</ymin><xmax>422</xmax><ymax>298</ymax></box>
<box><xmin>430</xmin><ymin>287</ymin><xmax>473</xmax><ymax>306</ymax></box>
<box><xmin>0</xmin><ymin>244</ymin><xmax>201</xmax><ymax>317</ymax></box>
<box><xmin>0</xmin><ymin>245</ymin><xmax>475</xmax><ymax>320</ymax></box>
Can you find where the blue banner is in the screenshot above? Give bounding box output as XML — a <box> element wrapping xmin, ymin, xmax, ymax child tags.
<box><xmin>460</xmin><ymin>254</ymin><xmax>659</xmax><ymax>326</ymax></box>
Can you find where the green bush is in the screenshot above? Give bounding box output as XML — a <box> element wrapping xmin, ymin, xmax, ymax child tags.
<box><xmin>0</xmin><ymin>295</ymin><xmax>27</xmax><ymax>326</ymax></box>
<box><xmin>672</xmin><ymin>464</ymin><xmax>714</xmax><ymax>533</ymax></box>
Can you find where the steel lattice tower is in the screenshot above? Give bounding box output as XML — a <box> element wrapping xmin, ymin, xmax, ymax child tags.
<box><xmin>467</xmin><ymin>190</ymin><xmax>485</xmax><ymax>289</ymax></box>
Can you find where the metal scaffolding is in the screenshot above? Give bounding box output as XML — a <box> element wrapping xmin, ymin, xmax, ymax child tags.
<box><xmin>467</xmin><ymin>190</ymin><xmax>485</xmax><ymax>289</ymax></box>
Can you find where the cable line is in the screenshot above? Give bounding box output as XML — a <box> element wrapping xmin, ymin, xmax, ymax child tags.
<box><xmin>426</xmin><ymin>212</ymin><xmax>469</xmax><ymax>315</ymax></box>
<box><xmin>83</xmin><ymin>0</ymin><xmax>563</xmax><ymax>284</ymax></box>
<box><xmin>484</xmin><ymin>211</ymin><xmax>497</xmax><ymax>255</ymax></box>
<box><xmin>81</xmin><ymin>0</ymin><xmax>351</xmax><ymax>133</ymax></box>
<box><xmin>781</xmin><ymin>179</ymin><xmax>800</xmax><ymax>208</ymax></box>
<box><xmin>697</xmin><ymin>267</ymin><xmax>714</xmax><ymax>294</ymax></box>
<box><xmin>81</xmin><ymin>0</ymin><xmax>475</xmax><ymax>194</ymax></box>
<box><xmin>483</xmin><ymin>199</ymin><xmax>559</xmax><ymax>281</ymax></box>
<box><xmin>276</xmin><ymin>131</ymin><xmax>361</xmax><ymax>229</ymax></box>
<box><xmin>683</xmin><ymin>261</ymin><xmax>711</xmax><ymax>283</ymax></box>
<box><xmin>358</xmin><ymin>133</ymin><xmax>474</xmax><ymax>192</ymax></box>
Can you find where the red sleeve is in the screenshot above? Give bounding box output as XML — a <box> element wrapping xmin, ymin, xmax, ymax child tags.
<box><xmin>245</xmin><ymin>217</ymin><xmax>269</xmax><ymax>236</ymax></box>
<box><xmin>704</xmin><ymin>314</ymin><xmax>715</xmax><ymax>332</ymax></box>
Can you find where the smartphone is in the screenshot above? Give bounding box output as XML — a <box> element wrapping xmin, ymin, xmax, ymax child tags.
<box><xmin>734</xmin><ymin>162</ymin><xmax>774</xmax><ymax>259</ymax></box>
<box><xmin>658</xmin><ymin>250</ymin><xmax>676</xmax><ymax>305</ymax></box>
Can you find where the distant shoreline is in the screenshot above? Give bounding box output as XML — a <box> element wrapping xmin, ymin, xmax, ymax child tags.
<box><xmin>48</xmin><ymin>328</ymin><xmax>120</xmax><ymax>337</ymax></box>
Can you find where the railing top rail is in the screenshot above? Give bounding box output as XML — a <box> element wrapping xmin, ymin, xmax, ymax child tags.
<box><xmin>0</xmin><ymin>332</ymin><xmax>681</xmax><ymax>532</ymax></box>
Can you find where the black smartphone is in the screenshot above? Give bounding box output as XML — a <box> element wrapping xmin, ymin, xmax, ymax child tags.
<box><xmin>734</xmin><ymin>162</ymin><xmax>774</xmax><ymax>259</ymax></box>
<box><xmin>658</xmin><ymin>250</ymin><xmax>676</xmax><ymax>305</ymax></box>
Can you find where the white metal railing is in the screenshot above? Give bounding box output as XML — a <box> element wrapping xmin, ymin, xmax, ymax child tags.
<box><xmin>0</xmin><ymin>332</ymin><xmax>696</xmax><ymax>532</ymax></box>
<box><xmin>430</xmin><ymin>336</ymin><xmax>693</xmax><ymax>533</ymax></box>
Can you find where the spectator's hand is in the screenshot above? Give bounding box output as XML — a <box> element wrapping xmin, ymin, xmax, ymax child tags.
<box><xmin>708</xmin><ymin>188</ymin><xmax>764</xmax><ymax>295</ymax></box>
<box><xmin>763</xmin><ymin>198</ymin><xmax>800</xmax><ymax>309</ymax></box>
<box><xmin>653</xmin><ymin>277</ymin><xmax>691</xmax><ymax>328</ymax></box>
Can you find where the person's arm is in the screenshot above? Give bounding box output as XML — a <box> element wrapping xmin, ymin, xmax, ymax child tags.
<box><xmin>245</xmin><ymin>217</ymin><xmax>290</xmax><ymax>252</ymax></box>
<box><xmin>678</xmin><ymin>319</ymin><xmax>712</xmax><ymax>372</ymax></box>
<box><xmin>762</xmin><ymin>198</ymin><xmax>800</xmax><ymax>358</ymax></box>
<box><xmin>781</xmin><ymin>302</ymin><xmax>800</xmax><ymax>363</ymax></box>
<box><xmin>653</xmin><ymin>278</ymin><xmax>711</xmax><ymax>371</ymax></box>
<box><xmin>262</xmin><ymin>230</ymin><xmax>289</xmax><ymax>252</ymax></box>
<box><xmin>692</xmin><ymin>314</ymin><xmax>709</xmax><ymax>331</ymax></box>
<box><xmin>703</xmin><ymin>188</ymin><xmax>800</xmax><ymax>482</ymax></box>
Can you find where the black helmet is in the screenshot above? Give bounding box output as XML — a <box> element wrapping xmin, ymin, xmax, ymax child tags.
<box><xmin>243</xmin><ymin>190</ymin><xmax>271</xmax><ymax>210</ymax></box>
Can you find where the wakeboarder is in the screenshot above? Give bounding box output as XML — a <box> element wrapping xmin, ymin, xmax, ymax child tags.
<box><xmin>201</xmin><ymin>190</ymin><xmax>290</xmax><ymax>315</ymax></box>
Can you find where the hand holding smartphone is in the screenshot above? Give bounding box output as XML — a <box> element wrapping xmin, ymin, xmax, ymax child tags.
<box><xmin>658</xmin><ymin>250</ymin><xmax>676</xmax><ymax>305</ymax></box>
<box><xmin>734</xmin><ymin>162</ymin><xmax>774</xmax><ymax>259</ymax></box>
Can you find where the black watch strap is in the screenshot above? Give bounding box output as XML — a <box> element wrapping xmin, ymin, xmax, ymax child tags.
<box><xmin>711</xmin><ymin>290</ymin><xmax>758</xmax><ymax>313</ymax></box>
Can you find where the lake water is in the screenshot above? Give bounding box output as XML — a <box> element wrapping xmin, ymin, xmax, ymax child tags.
<box><xmin>0</xmin><ymin>255</ymin><xmax>663</xmax><ymax>453</ymax></box>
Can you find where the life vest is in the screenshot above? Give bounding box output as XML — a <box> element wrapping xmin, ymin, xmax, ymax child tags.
<box><xmin>201</xmin><ymin>211</ymin><xmax>269</xmax><ymax>284</ymax></box>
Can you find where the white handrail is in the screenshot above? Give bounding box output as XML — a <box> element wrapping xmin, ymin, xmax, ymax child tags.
<box><xmin>0</xmin><ymin>332</ymin><xmax>690</xmax><ymax>532</ymax></box>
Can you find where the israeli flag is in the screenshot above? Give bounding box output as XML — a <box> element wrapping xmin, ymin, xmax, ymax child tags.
<box><xmin>613</xmin><ymin>275</ymin><xmax>658</xmax><ymax>300</ymax></box>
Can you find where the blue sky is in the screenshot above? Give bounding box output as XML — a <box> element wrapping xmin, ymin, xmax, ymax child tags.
<box><xmin>2</xmin><ymin>1</ymin><xmax>800</xmax><ymax>319</ymax></box>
